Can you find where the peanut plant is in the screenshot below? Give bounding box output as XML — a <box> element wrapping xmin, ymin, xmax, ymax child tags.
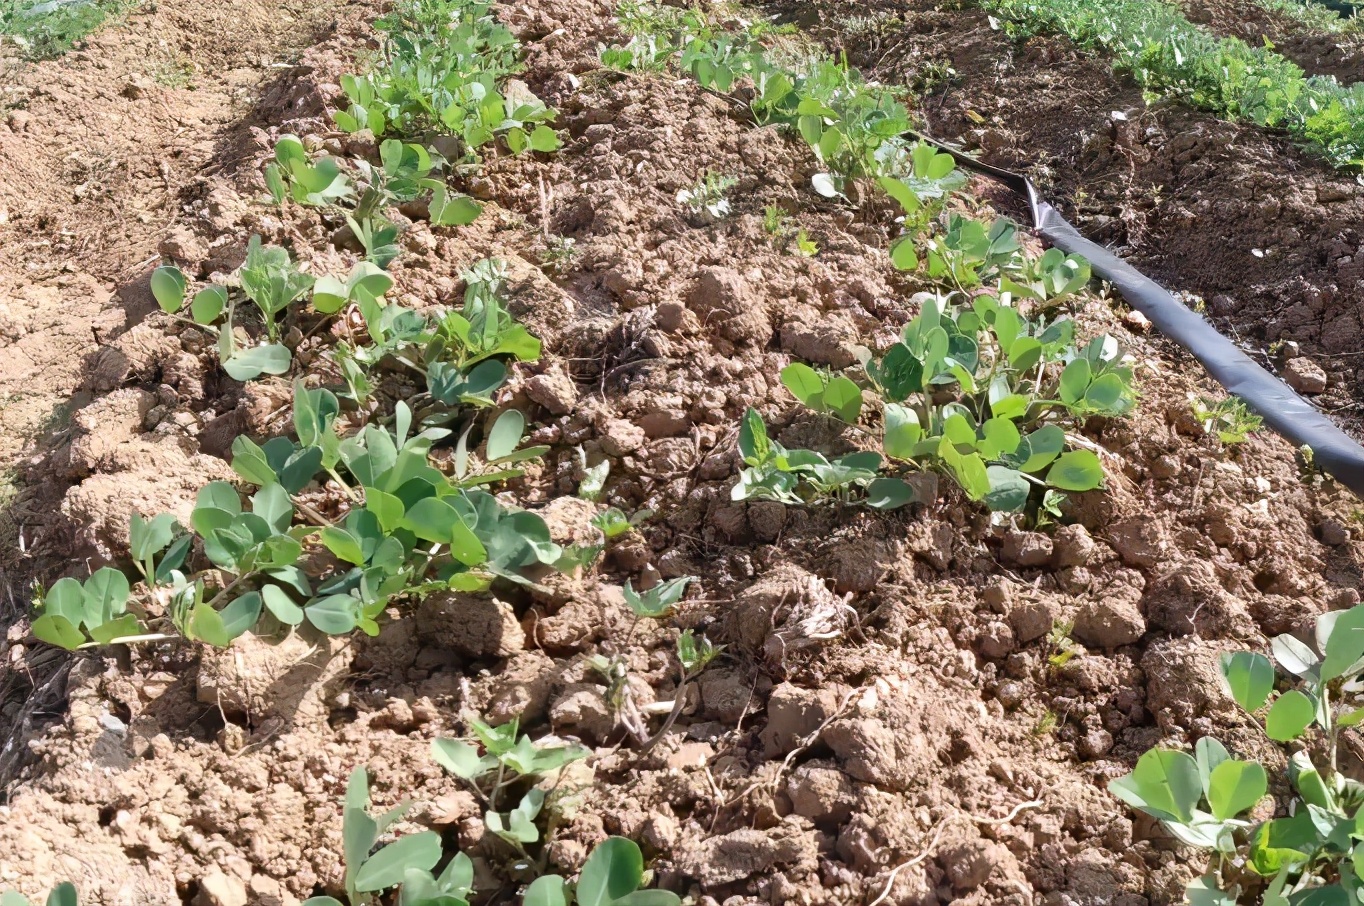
<box><xmin>1112</xmin><ymin>603</ymin><xmax>1364</xmax><ymax>902</ymax></box>
<box><xmin>151</xmin><ymin>236</ymin><xmax>317</xmax><ymax>381</ymax></box>
<box><xmin>0</xmin><ymin>886</ymin><xmax>77</xmax><ymax>906</ymax></box>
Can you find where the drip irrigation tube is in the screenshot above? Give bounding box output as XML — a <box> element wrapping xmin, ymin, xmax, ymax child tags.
<box><xmin>908</xmin><ymin>133</ymin><xmax>1364</xmax><ymax>498</ymax></box>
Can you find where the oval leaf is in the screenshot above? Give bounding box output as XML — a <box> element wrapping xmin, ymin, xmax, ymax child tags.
<box><xmin>1219</xmin><ymin>651</ymin><xmax>1275</xmax><ymax>712</ymax></box>
<box><xmin>1265</xmin><ymin>690</ymin><xmax>1316</xmax><ymax>742</ymax></box>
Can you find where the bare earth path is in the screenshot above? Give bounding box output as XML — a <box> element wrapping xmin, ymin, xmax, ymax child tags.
<box><xmin>0</xmin><ymin>0</ymin><xmax>348</xmax><ymax>599</ymax></box>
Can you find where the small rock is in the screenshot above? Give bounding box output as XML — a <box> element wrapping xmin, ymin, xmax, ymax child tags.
<box><xmin>981</xmin><ymin>579</ymin><xmax>1012</xmax><ymax>614</ymax></box>
<box><xmin>940</xmin><ymin>840</ymin><xmax>1007</xmax><ymax>891</ymax></box>
<box><xmin>196</xmin><ymin>871</ymin><xmax>247</xmax><ymax>906</ymax></box>
<box><xmin>1320</xmin><ymin>519</ymin><xmax>1350</xmax><ymax>547</ymax></box>
<box><xmin>1002</xmin><ymin>530</ymin><xmax>1053</xmax><ymax>567</ymax></box>
<box><xmin>1079</xmin><ymin>727</ymin><xmax>1115</xmax><ymax>758</ymax></box>
<box><xmin>549</xmin><ymin>684</ymin><xmax>617</xmax><ymax>741</ymax></box>
<box><xmin>1107</xmin><ymin>517</ymin><xmax>1167</xmax><ymax>569</ymax></box>
<box><xmin>636</xmin><ymin>408</ymin><xmax>690</xmax><ymax>438</ymax></box>
<box><xmin>1052</xmin><ymin>524</ymin><xmax>1096</xmax><ymax>568</ymax></box>
<box><xmin>976</xmin><ymin>621</ymin><xmax>1016</xmax><ymax>659</ymax></box>
<box><xmin>787</xmin><ymin>761</ymin><xmax>857</xmax><ymax>824</ymax></box>
<box><xmin>1073</xmin><ymin>597</ymin><xmax>1146</xmax><ymax>648</ymax></box>
<box><xmin>525</xmin><ymin>368</ymin><xmax>578</xmax><ymax>415</ymax></box>
<box><xmin>122</xmin><ymin>77</ymin><xmax>156</xmax><ymax>99</ymax></box>
<box><xmin>599</xmin><ymin>417</ymin><xmax>645</xmax><ymax>456</ymax></box>
<box><xmin>761</xmin><ymin>682</ymin><xmax>849</xmax><ymax>757</ymax></box>
<box><xmin>1008</xmin><ymin>598</ymin><xmax>1057</xmax><ymax>643</ymax></box>
<box><xmin>996</xmin><ymin>682</ymin><xmax>1026</xmax><ymax>710</ymax></box>
<box><xmin>1283</xmin><ymin>358</ymin><xmax>1328</xmax><ymax>395</ymax></box>
<box><xmin>1122</xmin><ymin>310</ymin><xmax>1150</xmax><ymax>332</ymax></box>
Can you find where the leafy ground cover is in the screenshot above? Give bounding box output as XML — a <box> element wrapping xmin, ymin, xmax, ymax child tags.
<box><xmin>0</xmin><ymin>0</ymin><xmax>135</xmax><ymax>59</ymax></box>
<box><xmin>980</xmin><ymin>0</ymin><xmax>1364</xmax><ymax>168</ymax></box>
<box><xmin>1</xmin><ymin>0</ymin><xmax>1364</xmax><ymax>902</ymax></box>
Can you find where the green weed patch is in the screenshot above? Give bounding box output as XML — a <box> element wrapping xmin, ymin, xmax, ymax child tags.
<box><xmin>982</xmin><ymin>0</ymin><xmax>1364</xmax><ymax>168</ymax></box>
<box><xmin>1</xmin><ymin>0</ymin><xmax>134</xmax><ymax>59</ymax></box>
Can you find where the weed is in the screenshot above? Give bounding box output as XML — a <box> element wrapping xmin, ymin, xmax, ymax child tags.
<box><xmin>539</xmin><ymin>234</ymin><xmax>578</xmax><ymax>275</ymax></box>
<box><xmin>982</xmin><ymin>0</ymin><xmax>1364</xmax><ymax>169</ymax></box>
<box><xmin>150</xmin><ymin>236</ymin><xmax>314</xmax><ymax>381</ymax></box>
<box><xmin>1191</xmin><ymin>395</ymin><xmax>1263</xmax><ymax>445</ymax></box>
<box><xmin>794</xmin><ymin>228</ymin><xmax>819</xmax><ymax>257</ymax></box>
<box><xmin>734</xmin><ymin>408</ymin><xmax>916</xmax><ymax>510</ymax></box>
<box><xmin>676</xmin><ymin>171</ymin><xmax>737</xmax><ymax>219</ymax></box>
<box><xmin>1</xmin><ymin>0</ymin><xmax>135</xmax><ymax>60</ymax></box>
<box><xmin>1046</xmin><ymin>620</ymin><xmax>1080</xmax><ymax>667</ymax></box>
<box><xmin>762</xmin><ymin>203</ymin><xmax>789</xmax><ymax>237</ymax></box>
<box><xmin>1031</xmin><ymin>710</ymin><xmax>1059</xmax><ymax>736</ymax></box>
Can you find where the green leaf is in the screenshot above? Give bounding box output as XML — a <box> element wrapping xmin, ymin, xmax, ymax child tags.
<box><xmin>1320</xmin><ymin>604</ymin><xmax>1364</xmax><ymax>682</ymax></box>
<box><xmin>1046</xmin><ymin>449</ymin><xmax>1104</xmax><ymax>492</ymax></box>
<box><xmin>622</xmin><ymin>576</ymin><xmax>693</xmax><ymax>619</ymax></box>
<box><xmin>739</xmin><ymin>408</ymin><xmax>770</xmax><ymax>465</ymax></box>
<box><xmin>523</xmin><ymin>875</ymin><xmax>568</xmax><ymax>906</ymax></box>
<box><xmin>262</xmin><ymin>585</ymin><xmax>305</xmax><ymax>626</ymax></box>
<box><xmin>1249</xmin><ymin>813</ymin><xmax>1317</xmax><ymax>875</ymax></box>
<box><xmin>1058</xmin><ymin>358</ymin><xmax>1091</xmax><ymax>405</ymax></box>
<box><xmin>780</xmin><ymin>363</ymin><xmax>824</xmax><ymax>408</ymax></box>
<box><xmin>88</xmin><ymin>612</ymin><xmax>142</xmax><ymax>646</ymax></box>
<box><xmin>614</xmin><ymin>893</ymin><xmax>681</xmax><ymax>906</ymax></box>
<box><xmin>865</xmin><ymin>478</ymin><xmax>915</xmax><ymax>510</ymax></box>
<box><xmin>223</xmin><ymin>344</ymin><xmax>292</xmax><ymax>381</ymax></box>
<box><xmin>487</xmin><ymin>410</ymin><xmax>526</xmax><ymax>462</ymax></box>
<box><xmin>1195</xmin><ymin>736</ymin><xmax>1231</xmax><ymax>799</ymax></box>
<box><xmin>983</xmin><ymin>466</ymin><xmax>1030</xmax><ymax>513</ymax></box>
<box><xmin>1266</xmin><ymin>690</ymin><xmax>1316</xmax><ymax>741</ymax></box>
<box><xmin>1219</xmin><ymin>651</ymin><xmax>1275</xmax><ymax>712</ymax></box>
<box><xmin>31</xmin><ymin>614</ymin><xmax>85</xmax><ymax>650</ymax></box>
<box><xmin>312</xmin><ymin>275</ymin><xmax>350</xmax><ymax>314</ymax></box>
<box><xmin>130</xmin><ymin>512</ymin><xmax>177</xmax><ymax>561</ymax></box>
<box><xmin>882</xmin><ymin>403</ymin><xmax>922</xmax><ymax>460</ymax></box>
<box><xmin>1107</xmin><ymin>748</ymin><xmax>1201</xmax><ymax>823</ymax></box>
<box><xmin>1271</xmin><ymin>633</ymin><xmax>1320</xmax><ymax>679</ymax></box>
<box><xmin>355</xmin><ymin>832</ymin><xmax>443</xmax><ymax>892</ymax></box>
<box><xmin>43</xmin><ymin>576</ymin><xmax>85</xmax><ymax>624</ymax></box>
<box><xmin>528</xmin><ymin>125</ymin><xmax>561</xmax><ymax>152</ymax></box>
<box><xmin>1185</xmin><ymin>875</ymin><xmax>1236</xmax><ymax>906</ymax></box>
<box><xmin>431</xmin><ymin>738</ymin><xmax>491</xmax><ymax>780</ymax></box>
<box><xmin>429</xmin><ymin>187</ymin><xmax>483</xmax><ymax>227</ymax></box>
<box><xmin>577</xmin><ymin>837</ymin><xmax>645</xmax><ymax>906</ymax></box>
<box><xmin>1084</xmin><ymin>373</ymin><xmax>1129</xmax><ymax>412</ymax></box>
<box><xmin>151</xmin><ymin>265</ymin><xmax>187</xmax><ymax>313</ymax></box>
<box><xmin>217</xmin><ymin>592</ymin><xmax>263</xmax><ymax>642</ymax></box>
<box><xmin>306</xmin><ymin>595</ymin><xmax>360</xmax><ymax>635</ymax></box>
<box><xmin>191</xmin><ymin>285</ymin><xmax>227</xmax><ymax>325</ymax></box>
<box><xmin>822</xmin><ymin>377</ymin><xmax>862</xmax><ymax>423</ymax></box>
<box><xmin>83</xmin><ymin>567</ymin><xmax>130</xmax><ymax>623</ymax></box>
<box><xmin>1018</xmin><ymin>425</ymin><xmax>1065</xmax><ymax>473</ymax></box>
<box><xmin>231</xmin><ymin>436</ymin><xmax>278</xmax><ymax>486</ymax></box>
<box><xmin>1206</xmin><ymin>759</ymin><xmax>1267</xmax><ymax>820</ymax></box>
<box><xmin>889</xmin><ymin>235</ymin><xmax>919</xmax><ymax>271</ymax></box>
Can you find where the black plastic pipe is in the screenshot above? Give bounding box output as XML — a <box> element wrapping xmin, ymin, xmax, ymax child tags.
<box><xmin>908</xmin><ymin>133</ymin><xmax>1364</xmax><ymax>499</ymax></box>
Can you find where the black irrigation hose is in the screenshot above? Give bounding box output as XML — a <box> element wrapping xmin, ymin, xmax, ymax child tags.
<box><xmin>906</xmin><ymin>132</ymin><xmax>1364</xmax><ymax>498</ymax></box>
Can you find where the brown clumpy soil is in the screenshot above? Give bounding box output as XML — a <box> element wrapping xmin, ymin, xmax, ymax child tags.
<box><xmin>1</xmin><ymin>0</ymin><xmax>1363</xmax><ymax>905</ymax></box>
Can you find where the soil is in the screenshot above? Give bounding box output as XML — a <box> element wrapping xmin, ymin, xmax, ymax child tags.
<box><xmin>0</xmin><ymin>1</ymin><xmax>1363</xmax><ymax>905</ymax></box>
